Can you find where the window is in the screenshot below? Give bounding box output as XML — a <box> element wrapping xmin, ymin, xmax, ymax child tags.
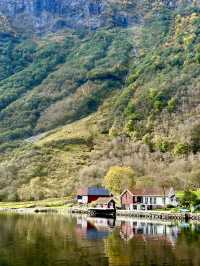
<box><xmin>154</xmin><ymin>197</ymin><xmax>157</xmax><ymax>204</ymax></box>
<box><xmin>145</xmin><ymin>197</ymin><xmax>148</xmax><ymax>204</ymax></box>
<box><xmin>162</xmin><ymin>197</ymin><xmax>166</xmax><ymax>204</ymax></box>
<box><xmin>138</xmin><ymin>196</ymin><xmax>142</xmax><ymax>203</ymax></box>
<box><xmin>150</xmin><ymin>197</ymin><xmax>153</xmax><ymax>204</ymax></box>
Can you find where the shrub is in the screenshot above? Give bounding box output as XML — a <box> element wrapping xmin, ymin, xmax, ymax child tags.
<box><xmin>180</xmin><ymin>190</ymin><xmax>198</xmax><ymax>209</ymax></box>
<box><xmin>167</xmin><ymin>98</ymin><xmax>176</xmax><ymax>112</ymax></box>
<box><xmin>173</xmin><ymin>143</ymin><xmax>190</xmax><ymax>156</ymax></box>
<box><xmin>154</xmin><ymin>136</ymin><xmax>174</xmax><ymax>153</ymax></box>
<box><xmin>167</xmin><ymin>204</ymin><xmax>175</xmax><ymax>209</ymax></box>
<box><xmin>190</xmin><ymin>124</ymin><xmax>200</xmax><ymax>153</ymax></box>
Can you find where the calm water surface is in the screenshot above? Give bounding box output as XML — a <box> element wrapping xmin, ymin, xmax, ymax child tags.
<box><xmin>0</xmin><ymin>213</ymin><xmax>199</xmax><ymax>266</ymax></box>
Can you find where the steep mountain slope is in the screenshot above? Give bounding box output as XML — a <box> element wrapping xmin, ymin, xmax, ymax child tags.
<box><xmin>0</xmin><ymin>0</ymin><xmax>196</xmax><ymax>34</ymax></box>
<box><xmin>0</xmin><ymin>28</ymin><xmax>132</xmax><ymax>146</ymax></box>
<box><xmin>0</xmin><ymin>0</ymin><xmax>199</xmax><ymax>200</ymax></box>
<box><xmin>1</xmin><ymin>0</ymin><xmax>199</xmax><ymax>147</ymax></box>
<box><xmin>0</xmin><ymin>0</ymin><xmax>139</xmax><ymax>34</ymax></box>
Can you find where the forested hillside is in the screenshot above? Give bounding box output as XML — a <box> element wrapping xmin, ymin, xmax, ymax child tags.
<box><xmin>0</xmin><ymin>0</ymin><xmax>199</xmax><ymax>201</ymax></box>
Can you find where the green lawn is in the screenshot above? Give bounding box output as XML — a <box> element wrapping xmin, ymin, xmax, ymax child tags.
<box><xmin>176</xmin><ymin>190</ymin><xmax>200</xmax><ymax>199</ymax></box>
<box><xmin>0</xmin><ymin>197</ymin><xmax>74</xmax><ymax>209</ymax></box>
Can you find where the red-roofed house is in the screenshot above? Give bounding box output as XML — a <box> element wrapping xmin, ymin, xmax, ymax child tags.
<box><xmin>120</xmin><ymin>187</ymin><xmax>178</xmax><ymax>210</ymax></box>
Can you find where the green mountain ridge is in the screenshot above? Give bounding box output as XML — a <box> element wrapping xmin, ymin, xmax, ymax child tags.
<box><xmin>0</xmin><ymin>1</ymin><xmax>199</xmax><ymax>200</ymax></box>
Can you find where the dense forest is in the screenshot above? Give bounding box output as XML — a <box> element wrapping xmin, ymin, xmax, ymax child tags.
<box><xmin>0</xmin><ymin>0</ymin><xmax>199</xmax><ymax>201</ymax></box>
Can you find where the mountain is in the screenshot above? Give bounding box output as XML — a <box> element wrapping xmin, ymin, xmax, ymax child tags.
<box><xmin>0</xmin><ymin>1</ymin><xmax>196</xmax><ymax>34</ymax></box>
<box><xmin>0</xmin><ymin>0</ymin><xmax>139</xmax><ymax>34</ymax></box>
<box><xmin>0</xmin><ymin>0</ymin><xmax>199</xmax><ymax>201</ymax></box>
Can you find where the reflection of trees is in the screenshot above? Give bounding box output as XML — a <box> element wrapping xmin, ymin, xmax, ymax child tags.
<box><xmin>0</xmin><ymin>215</ymin><xmax>200</xmax><ymax>266</ymax></box>
<box><xmin>104</xmin><ymin>223</ymin><xmax>200</xmax><ymax>266</ymax></box>
<box><xmin>0</xmin><ymin>214</ymin><xmax>107</xmax><ymax>266</ymax></box>
<box><xmin>104</xmin><ymin>229</ymin><xmax>176</xmax><ymax>266</ymax></box>
<box><xmin>175</xmin><ymin>225</ymin><xmax>200</xmax><ymax>266</ymax></box>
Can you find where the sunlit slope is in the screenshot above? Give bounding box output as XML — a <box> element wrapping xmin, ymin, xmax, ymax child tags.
<box><xmin>0</xmin><ymin>95</ymin><xmax>116</xmax><ymax>200</ymax></box>
<box><xmin>0</xmin><ymin>29</ymin><xmax>133</xmax><ymax>148</ymax></box>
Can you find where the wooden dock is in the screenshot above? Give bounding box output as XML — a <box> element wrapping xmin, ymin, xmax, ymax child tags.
<box><xmin>88</xmin><ymin>208</ymin><xmax>116</xmax><ymax>217</ymax></box>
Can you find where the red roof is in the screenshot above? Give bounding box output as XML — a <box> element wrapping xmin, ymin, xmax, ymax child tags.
<box><xmin>91</xmin><ymin>197</ymin><xmax>115</xmax><ymax>205</ymax></box>
<box><xmin>122</xmin><ymin>187</ymin><xmax>174</xmax><ymax>197</ymax></box>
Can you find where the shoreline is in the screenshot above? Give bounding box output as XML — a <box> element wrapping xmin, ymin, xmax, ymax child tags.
<box><xmin>1</xmin><ymin>206</ymin><xmax>200</xmax><ymax>222</ymax></box>
<box><xmin>71</xmin><ymin>207</ymin><xmax>200</xmax><ymax>221</ymax></box>
<box><xmin>0</xmin><ymin>206</ymin><xmax>67</xmax><ymax>214</ymax></box>
<box><xmin>116</xmin><ymin>209</ymin><xmax>200</xmax><ymax>221</ymax></box>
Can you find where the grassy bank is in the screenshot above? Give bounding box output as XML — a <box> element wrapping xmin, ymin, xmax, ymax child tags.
<box><xmin>0</xmin><ymin>197</ymin><xmax>74</xmax><ymax>209</ymax></box>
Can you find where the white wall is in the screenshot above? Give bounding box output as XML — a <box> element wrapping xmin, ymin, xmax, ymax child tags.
<box><xmin>78</xmin><ymin>196</ymin><xmax>88</xmax><ymax>204</ymax></box>
<box><xmin>141</xmin><ymin>196</ymin><xmax>164</xmax><ymax>205</ymax></box>
<box><xmin>139</xmin><ymin>196</ymin><xmax>177</xmax><ymax>207</ymax></box>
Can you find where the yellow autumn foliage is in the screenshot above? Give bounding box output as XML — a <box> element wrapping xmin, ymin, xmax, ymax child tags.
<box><xmin>103</xmin><ymin>166</ymin><xmax>136</xmax><ymax>195</ymax></box>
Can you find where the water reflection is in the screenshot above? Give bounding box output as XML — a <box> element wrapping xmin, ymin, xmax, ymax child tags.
<box><xmin>76</xmin><ymin>216</ymin><xmax>115</xmax><ymax>240</ymax></box>
<box><xmin>118</xmin><ymin>218</ymin><xmax>179</xmax><ymax>245</ymax></box>
<box><xmin>0</xmin><ymin>213</ymin><xmax>199</xmax><ymax>266</ymax></box>
<box><xmin>75</xmin><ymin>215</ymin><xmax>181</xmax><ymax>245</ymax></box>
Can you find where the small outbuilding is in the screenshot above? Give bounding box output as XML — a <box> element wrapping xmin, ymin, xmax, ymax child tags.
<box><xmin>88</xmin><ymin>197</ymin><xmax>116</xmax><ymax>217</ymax></box>
<box><xmin>77</xmin><ymin>186</ymin><xmax>111</xmax><ymax>204</ymax></box>
<box><xmin>91</xmin><ymin>197</ymin><xmax>116</xmax><ymax>209</ymax></box>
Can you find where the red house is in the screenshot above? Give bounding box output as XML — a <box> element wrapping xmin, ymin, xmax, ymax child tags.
<box><xmin>120</xmin><ymin>188</ymin><xmax>177</xmax><ymax>210</ymax></box>
<box><xmin>77</xmin><ymin>187</ymin><xmax>112</xmax><ymax>204</ymax></box>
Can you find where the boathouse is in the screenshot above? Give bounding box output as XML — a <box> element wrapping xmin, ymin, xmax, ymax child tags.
<box><xmin>88</xmin><ymin>197</ymin><xmax>116</xmax><ymax>217</ymax></box>
<box><xmin>91</xmin><ymin>197</ymin><xmax>116</xmax><ymax>209</ymax></box>
<box><xmin>120</xmin><ymin>187</ymin><xmax>178</xmax><ymax>210</ymax></box>
<box><xmin>77</xmin><ymin>187</ymin><xmax>111</xmax><ymax>204</ymax></box>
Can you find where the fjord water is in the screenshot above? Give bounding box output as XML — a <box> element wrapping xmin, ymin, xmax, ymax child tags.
<box><xmin>0</xmin><ymin>214</ymin><xmax>199</xmax><ymax>266</ymax></box>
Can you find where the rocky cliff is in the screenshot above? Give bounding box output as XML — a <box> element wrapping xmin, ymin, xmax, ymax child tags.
<box><xmin>0</xmin><ymin>0</ymin><xmax>136</xmax><ymax>34</ymax></box>
<box><xmin>0</xmin><ymin>0</ymin><xmax>199</xmax><ymax>34</ymax></box>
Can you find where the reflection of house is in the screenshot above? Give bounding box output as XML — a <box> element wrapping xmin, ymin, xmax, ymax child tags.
<box><xmin>120</xmin><ymin>220</ymin><xmax>136</xmax><ymax>241</ymax></box>
<box><xmin>87</xmin><ymin>217</ymin><xmax>115</xmax><ymax>230</ymax></box>
<box><xmin>76</xmin><ymin>216</ymin><xmax>94</xmax><ymax>238</ymax></box>
<box><xmin>119</xmin><ymin>219</ymin><xmax>179</xmax><ymax>245</ymax></box>
<box><xmin>75</xmin><ymin>216</ymin><xmax>115</xmax><ymax>240</ymax></box>
<box><xmin>120</xmin><ymin>187</ymin><xmax>178</xmax><ymax>210</ymax></box>
<box><xmin>77</xmin><ymin>187</ymin><xmax>111</xmax><ymax>204</ymax></box>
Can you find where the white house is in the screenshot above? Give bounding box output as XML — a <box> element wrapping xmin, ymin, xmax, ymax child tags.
<box><xmin>120</xmin><ymin>187</ymin><xmax>178</xmax><ymax>210</ymax></box>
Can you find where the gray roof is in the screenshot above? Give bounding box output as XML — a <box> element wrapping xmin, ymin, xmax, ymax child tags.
<box><xmin>88</xmin><ymin>187</ymin><xmax>110</xmax><ymax>196</ymax></box>
<box><xmin>77</xmin><ymin>187</ymin><xmax>111</xmax><ymax>196</ymax></box>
